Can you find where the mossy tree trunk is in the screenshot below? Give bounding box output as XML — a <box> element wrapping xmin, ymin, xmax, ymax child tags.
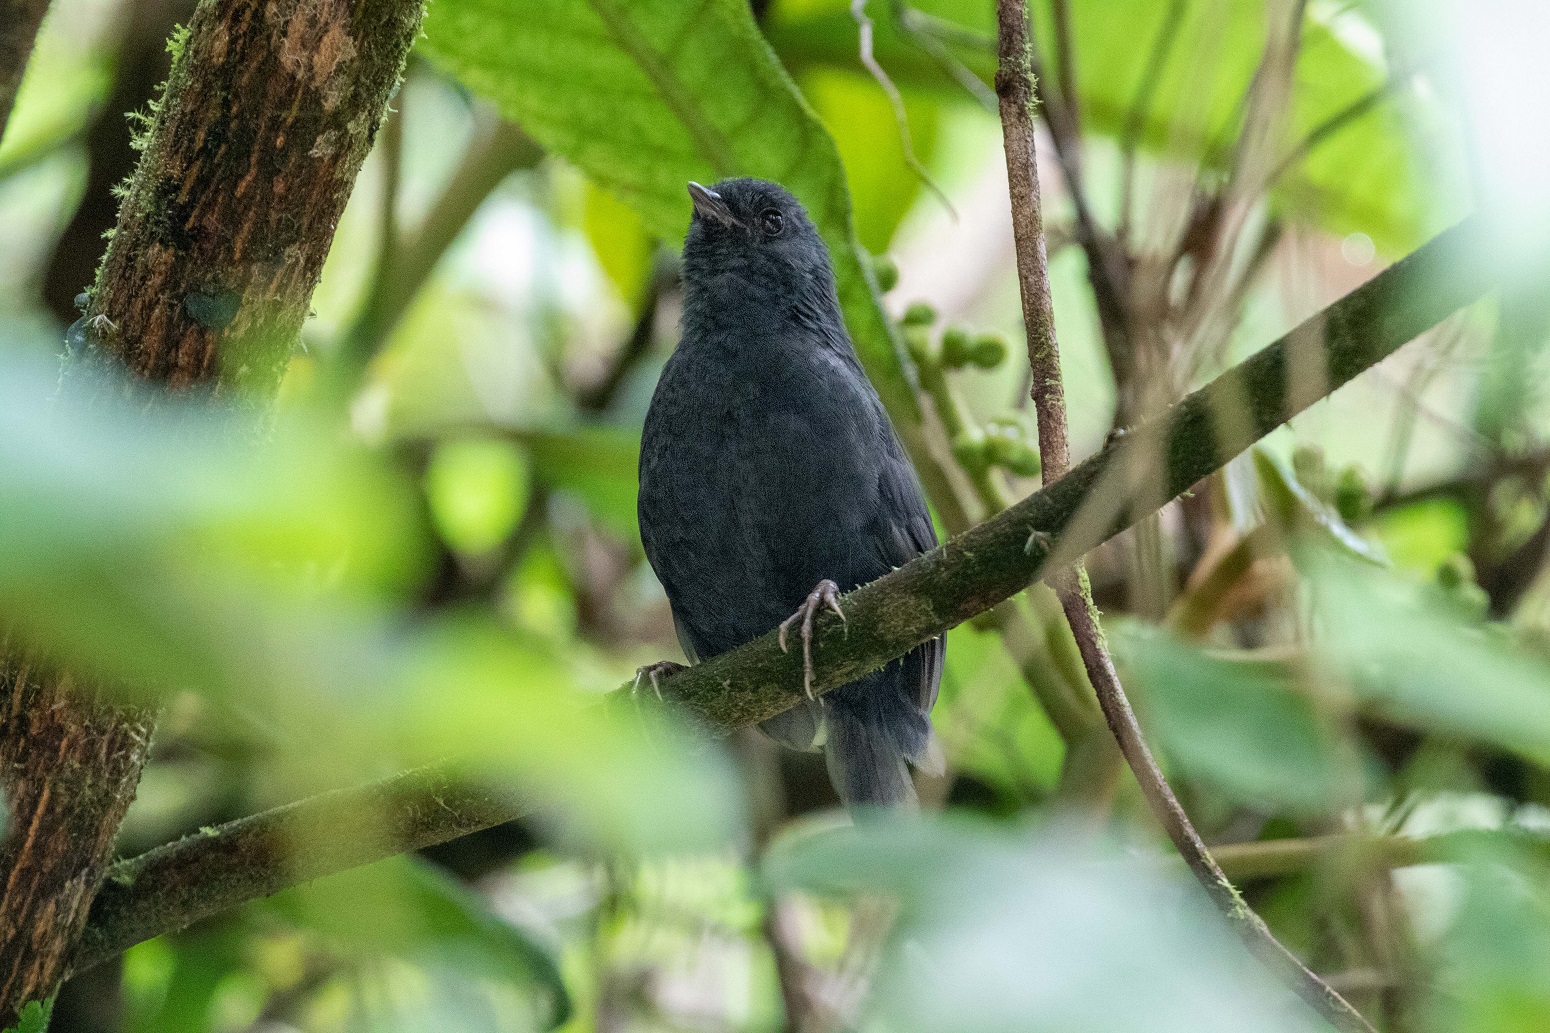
<box><xmin>0</xmin><ymin>0</ymin><xmax>422</xmax><ymax>1025</ymax></box>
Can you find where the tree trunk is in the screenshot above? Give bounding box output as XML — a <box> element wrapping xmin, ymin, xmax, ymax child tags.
<box><xmin>0</xmin><ymin>0</ymin><xmax>422</xmax><ymax>1024</ymax></box>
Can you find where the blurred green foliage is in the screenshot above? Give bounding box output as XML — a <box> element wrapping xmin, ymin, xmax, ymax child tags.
<box><xmin>3</xmin><ymin>0</ymin><xmax>1550</xmax><ymax>1030</ymax></box>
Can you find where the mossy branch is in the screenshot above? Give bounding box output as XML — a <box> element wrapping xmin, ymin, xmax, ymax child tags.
<box><xmin>72</xmin><ymin>211</ymin><xmax>1508</xmax><ymax>970</ymax></box>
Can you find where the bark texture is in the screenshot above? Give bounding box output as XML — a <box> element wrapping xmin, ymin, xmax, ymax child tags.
<box><xmin>0</xmin><ymin>0</ymin><xmax>49</xmax><ymax>143</ymax></box>
<box><xmin>0</xmin><ymin>655</ymin><xmax>153</xmax><ymax>1026</ymax></box>
<box><xmin>0</xmin><ymin>0</ymin><xmax>422</xmax><ymax>1024</ymax></box>
<box><xmin>85</xmin><ymin>0</ymin><xmax>424</xmax><ymax>394</ymax></box>
<box><xmin>74</xmin><ymin>771</ymin><xmax>513</xmax><ymax>973</ymax></box>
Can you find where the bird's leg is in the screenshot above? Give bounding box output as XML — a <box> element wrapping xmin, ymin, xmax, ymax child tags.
<box><xmin>777</xmin><ymin>579</ymin><xmax>848</xmax><ymax>701</ymax></box>
<box><xmin>633</xmin><ymin>660</ymin><xmax>687</xmax><ymax>702</ymax></box>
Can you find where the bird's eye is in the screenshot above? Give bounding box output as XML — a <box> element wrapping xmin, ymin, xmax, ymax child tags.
<box><xmin>759</xmin><ymin>208</ymin><xmax>784</xmax><ymax>236</ymax></box>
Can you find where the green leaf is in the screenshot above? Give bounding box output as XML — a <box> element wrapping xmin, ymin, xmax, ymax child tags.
<box><xmin>765</xmin><ymin>814</ymin><xmax>1324</xmax><ymax>1033</ymax></box>
<box><xmin>1113</xmin><ymin>623</ymin><xmax>1370</xmax><ymax>812</ymax></box>
<box><xmin>1305</xmin><ymin>545</ymin><xmax>1550</xmax><ymax>766</ymax></box>
<box><xmin>273</xmin><ymin>855</ymin><xmax>571</xmax><ymax>1030</ymax></box>
<box><xmin>3</xmin><ymin>999</ymin><xmax>52</xmax><ymax>1033</ymax></box>
<box><xmin>1255</xmin><ymin>448</ymin><xmax>1388</xmax><ymax>566</ymax></box>
<box><xmin>767</xmin><ymin>0</ymin><xmax>1458</xmax><ymax>252</ymax></box>
<box><xmin>0</xmin><ymin>352</ymin><xmax>741</xmax><ymax>853</ymax></box>
<box><xmin>419</xmin><ymin>0</ymin><xmax>920</xmax><ymax>425</ymax></box>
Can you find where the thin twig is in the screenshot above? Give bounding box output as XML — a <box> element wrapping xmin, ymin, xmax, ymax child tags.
<box><xmin>850</xmin><ymin>0</ymin><xmax>956</xmax><ymax>217</ymax></box>
<box><xmin>1117</xmin><ymin>0</ymin><xmax>1188</xmax><ymax>245</ymax></box>
<box><xmin>1049</xmin><ymin>0</ymin><xmax>1080</xmax><ymax>133</ymax></box>
<box><xmin>888</xmin><ymin>0</ymin><xmax>996</xmax><ymax>111</ymax></box>
<box><xmin>1269</xmin><ymin>78</ymin><xmax>1398</xmax><ymax>187</ymax></box>
<box><xmin>331</xmin><ymin>110</ymin><xmax>541</xmax><ymax>388</ymax></box>
<box><xmin>994</xmin><ymin>1</ymin><xmax>1375</xmax><ymax>1030</ymax></box>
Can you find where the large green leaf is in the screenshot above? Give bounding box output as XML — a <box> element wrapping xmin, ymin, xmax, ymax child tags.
<box><xmin>419</xmin><ymin>0</ymin><xmax>919</xmax><ymax>423</ymax></box>
<box><xmin>767</xmin><ymin>0</ymin><xmax>1460</xmax><ymax>252</ymax></box>
<box><xmin>273</xmin><ymin>856</ymin><xmax>571</xmax><ymax>1030</ymax></box>
<box><xmin>765</xmin><ymin>815</ymin><xmax>1324</xmax><ymax>1033</ymax></box>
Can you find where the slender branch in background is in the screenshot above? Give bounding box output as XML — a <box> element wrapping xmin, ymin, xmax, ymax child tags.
<box><xmin>849</xmin><ymin>0</ymin><xmax>955</xmax><ymax>216</ymax></box>
<box><xmin>577</xmin><ymin>257</ymin><xmax>678</xmax><ymax>413</ymax></box>
<box><xmin>331</xmin><ymin>109</ymin><xmax>542</xmax><ymax>389</ymax></box>
<box><xmin>1270</xmin><ymin>77</ymin><xmax>1398</xmax><ymax>187</ymax></box>
<box><xmin>1117</xmin><ymin>0</ymin><xmax>1187</xmax><ymax>246</ymax></box>
<box><xmin>0</xmin><ymin>0</ymin><xmax>50</xmax><ymax>143</ymax></box>
<box><xmin>1049</xmin><ymin>0</ymin><xmax>1079</xmax><ymax>135</ymax></box>
<box><xmin>74</xmin><ymin>210</ymin><xmax>1511</xmax><ymax>972</ymax></box>
<box><xmin>994</xmin><ymin>1</ymin><xmax>1374</xmax><ymax>1029</ymax></box>
<box><xmin>1019</xmin><ymin>4</ymin><xmax>1133</xmax><ymax>388</ymax></box>
<box><xmin>887</xmin><ymin>0</ymin><xmax>997</xmax><ymax>112</ymax></box>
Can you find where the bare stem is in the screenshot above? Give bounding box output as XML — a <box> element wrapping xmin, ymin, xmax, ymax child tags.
<box><xmin>994</xmin><ymin>1</ymin><xmax>1374</xmax><ymax>1029</ymax></box>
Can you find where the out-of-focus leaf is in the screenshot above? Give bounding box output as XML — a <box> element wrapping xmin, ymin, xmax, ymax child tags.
<box><xmin>1372</xmin><ymin>496</ymin><xmax>1470</xmax><ymax>576</ymax></box>
<box><xmin>0</xmin><ymin>354</ymin><xmax>741</xmax><ymax>852</ymax></box>
<box><xmin>933</xmin><ymin>622</ymin><xmax>1063</xmax><ymax>803</ymax></box>
<box><xmin>800</xmin><ymin>68</ymin><xmax>938</xmax><ymax>254</ymax></box>
<box><xmin>427</xmin><ymin>437</ymin><xmax>531</xmax><ymax>556</ymax></box>
<box><xmin>274</xmin><ymin>856</ymin><xmax>570</xmax><ymax>1030</ymax></box>
<box><xmin>524</xmin><ymin>426</ymin><xmax>641</xmax><ymax>544</ymax></box>
<box><xmin>767</xmin><ymin>0</ymin><xmax>1459</xmax><ymax>252</ymax></box>
<box><xmin>765</xmin><ymin>814</ymin><xmax>1322</xmax><ymax>1033</ymax></box>
<box><xmin>1305</xmin><ymin>545</ymin><xmax>1550</xmax><ymax>766</ymax></box>
<box><xmin>581</xmin><ymin>179</ymin><xmax>654</xmax><ymax>307</ymax></box>
<box><xmin>1424</xmin><ymin>838</ymin><xmax>1550</xmax><ymax>1033</ymax></box>
<box><xmin>123</xmin><ymin>924</ymin><xmax>246</xmax><ymax>1033</ymax></box>
<box><xmin>419</xmin><ymin>0</ymin><xmax>920</xmax><ymax>425</ymax></box>
<box><xmin>1114</xmin><ymin>623</ymin><xmax>1368</xmax><ymax>812</ymax></box>
<box><xmin>1256</xmin><ymin>448</ymin><xmax>1388</xmax><ymax>566</ymax></box>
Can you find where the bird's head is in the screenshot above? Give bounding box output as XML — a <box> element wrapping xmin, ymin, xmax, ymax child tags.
<box><xmin>680</xmin><ymin>178</ymin><xmax>834</xmax><ymax>303</ymax></box>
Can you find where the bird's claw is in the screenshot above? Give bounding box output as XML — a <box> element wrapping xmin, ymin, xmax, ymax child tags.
<box><xmin>633</xmin><ymin>660</ymin><xmax>686</xmax><ymax>702</ymax></box>
<box><xmin>777</xmin><ymin>579</ymin><xmax>846</xmax><ymax>701</ymax></box>
<box><xmin>1025</xmin><ymin>529</ymin><xmax>1054</xmax><ymax>556</ymax></box>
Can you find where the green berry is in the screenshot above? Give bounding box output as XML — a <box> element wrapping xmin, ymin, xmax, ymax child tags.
<box><xmin>940</xmin><ymin>325</ymin><xmax>972</xmax><ymax>368</ymax></box>
<box><xmin>969</xmin><ymin>331</ymin><xmax>1010</xmax><ymax>369</ymax></box>
<box><xmin>872</xmin><ymin>254</ymin><xmax>900</xmax><ymax>292</ymax></box>
<box><xmin>951</xmin><ymin>427</ymin><xmax>990</xmax><ymax>472</ymax></box>
<box><xmin>902</xmin><ymin>301</ymin><xmax>937</xmax><ymax>327</ymax></box>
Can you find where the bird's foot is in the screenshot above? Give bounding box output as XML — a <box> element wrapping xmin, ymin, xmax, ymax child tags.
<box><xmin>777</xmin><ymin>579</ymin><xmax>847</xmax><ymax>701</ymax></box>
<box><xmin>633</xmin><ymin>660</ymin><xmax>686</xmax><ymax>702</ymax></box>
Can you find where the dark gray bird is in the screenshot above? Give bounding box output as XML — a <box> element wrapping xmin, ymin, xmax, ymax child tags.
<box><xmin>637</xmin><ymin>177</ymin><xmax>943</xmax><ymax>807</ymax></box>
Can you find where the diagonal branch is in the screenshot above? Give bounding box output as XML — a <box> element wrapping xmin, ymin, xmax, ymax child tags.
<box><xmin>72</xmin><ymin>209</ymin><xmax>1513</xmax><ymax>972</ymax></box>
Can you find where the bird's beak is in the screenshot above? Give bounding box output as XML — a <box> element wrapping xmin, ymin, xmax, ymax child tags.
<box><xmin>687</xmin><ymin>182</ymin><xmax>736</xmax><ymax>228</ymax></box>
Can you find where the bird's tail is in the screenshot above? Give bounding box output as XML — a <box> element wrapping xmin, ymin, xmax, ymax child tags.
<box><xmin>822</xmin><ymin>691</ymin><xmax>937</xmax><ymax>809</ymax></box>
